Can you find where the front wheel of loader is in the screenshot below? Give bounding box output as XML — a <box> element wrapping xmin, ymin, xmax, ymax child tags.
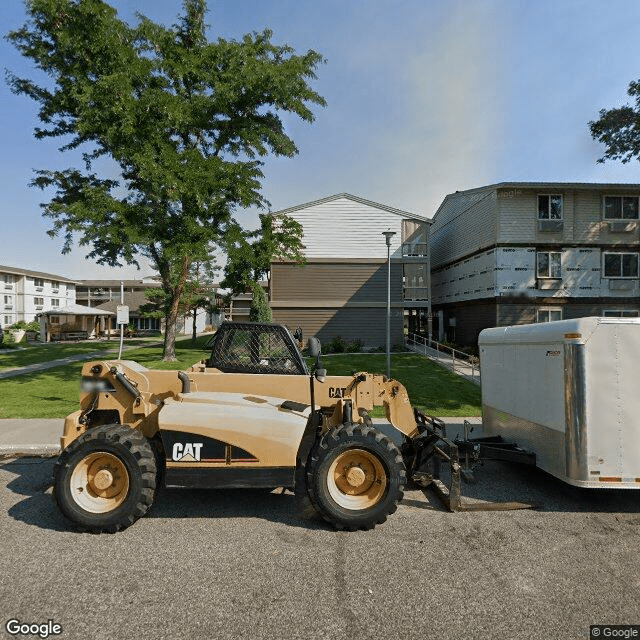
<box><xmin>53</xmin><ymin>424</ymin><xmax>157</xmax><ymax>533</ymax></box>
<box><xmin>306</xmin><ymin>423</ymin><xmax>406</xmax><ymax>531</ymax></box>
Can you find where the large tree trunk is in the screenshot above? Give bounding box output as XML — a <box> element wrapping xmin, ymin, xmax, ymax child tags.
<box><xmin>162</xmin><ymin>255</ymin><xmax>191</xmax><ymax>361</ymax></box>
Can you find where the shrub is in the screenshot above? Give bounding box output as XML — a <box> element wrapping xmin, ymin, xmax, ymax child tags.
<box><xmin>249</xmin><ymin>283</ymin><xmax>272</xmax><ymax>323</ymax></box>
<box><xmin>327</xmin><ymin>336</ymin><xmax>347</xmax><ymax>353</ymax></box>
<box><xmin>346</xmin><ymin>339</ymin><xmax>363</xmax><ymax>353</ymax></box>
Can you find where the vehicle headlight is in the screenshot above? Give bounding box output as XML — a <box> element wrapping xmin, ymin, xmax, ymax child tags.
<box><xmin>81</xmin><ymin>377</ymin><xmax>116</xmax><ymax>393</ymax></box>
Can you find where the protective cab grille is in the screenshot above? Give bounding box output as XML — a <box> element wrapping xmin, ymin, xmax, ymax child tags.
<box><xmin>206</xmin><ymin>322</ymin><xmax>308</xmax><ymax>376</ymax></box>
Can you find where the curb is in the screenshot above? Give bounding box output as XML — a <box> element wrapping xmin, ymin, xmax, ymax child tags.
<box><xmin>0</xmin><ymin>444</ymin><xmax>60</xmax><ymax>459</ymax></box>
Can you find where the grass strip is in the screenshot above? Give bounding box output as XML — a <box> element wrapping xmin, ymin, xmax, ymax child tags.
<box><xmin>0</xmin><ymin>340</ymin><xmax>481</xmax><ymax>419</ymax></box>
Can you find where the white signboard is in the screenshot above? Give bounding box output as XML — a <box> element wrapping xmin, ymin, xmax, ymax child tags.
<box><xmin>116</xmin><ymin>305</ymin><xmax>130</xmax><ymax>325</ymax></box>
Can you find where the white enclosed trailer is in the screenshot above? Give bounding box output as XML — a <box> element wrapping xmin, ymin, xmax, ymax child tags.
<box><xmin>479</xmin><ymin>317</ymin><xmax>640</xmax><ymax>489</ymax></box>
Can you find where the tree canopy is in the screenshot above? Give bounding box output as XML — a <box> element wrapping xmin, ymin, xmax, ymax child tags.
<box><xmin>7</xmin><ymin>0</ymin><xmax>325</xmax><ymax>359</ymax></box>
<box><xmin>589</xmin><ymin>79</ymin><xmax>640</xmax><ymax>164</ymax></box>
<box><xmin>221</xmin><ymin>211</ymin><xmax>304</xmax><ymax>296</ymax></box>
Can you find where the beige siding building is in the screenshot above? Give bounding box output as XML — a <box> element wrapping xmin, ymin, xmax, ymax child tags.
<box><xmin>270</xmin><ymin>194</ymin><xmax>431</xmax><ymax>348</ymax></box>
<box><xmin>430</xmin><ymin>182</ymin><xmax>640</xmax><ymax>346</ymax></box>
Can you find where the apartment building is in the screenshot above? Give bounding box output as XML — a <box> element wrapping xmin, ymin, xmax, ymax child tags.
<box><xmin>430</xmin><ymin>182</ymin><xmax>640</xmax><ymax>346</ymax></box>
<box><xmin>269</xmin><ymin>193</ymin><xmax>431</xmax><ymax>348</ymax></box>
<box><xmin>0</xmin><ymin>265</ymin><xmax>77</xmax><ymax>327</ymax></box>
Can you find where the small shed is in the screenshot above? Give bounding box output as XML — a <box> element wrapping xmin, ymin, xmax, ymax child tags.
<box><xmin>39</xmin><ymin>304</ymin><xmax>115</xmax><ymax>342</ymax></box>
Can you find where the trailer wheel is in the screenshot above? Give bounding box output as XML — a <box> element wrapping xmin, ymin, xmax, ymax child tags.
<box><xmin>306</xmin><ymin>423</ymin><xmax>406</xmax><ymax>530</ymax></box>
<box><xmin>53</xmin><ymin>424</ymin><xmax>156</xmax><ymax>533</ymax></box>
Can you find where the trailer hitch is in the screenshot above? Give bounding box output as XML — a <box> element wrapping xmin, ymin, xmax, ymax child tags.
<box><xmin>405</xmin><ymin>411</ymin><xmax>535</xmax><ymax>512</ymax></box>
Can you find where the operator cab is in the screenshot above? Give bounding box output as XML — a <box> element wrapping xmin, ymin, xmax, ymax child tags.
<box><xmin>205</xmin><ymin>322</ymin><xmax>309</xmax><ymax>375</ymax></box>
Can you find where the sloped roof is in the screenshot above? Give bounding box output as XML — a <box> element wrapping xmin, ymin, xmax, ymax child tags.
<box><xmin>41</xmin><ymin>303</ymin><xmax>114</xmax><ymax>316</ymax></box>
<box><xmin>95</xmin><ymin>291</ymin><xmax>151</xmax><ymax>314</ymax></box>
<box><xmin>0</xmin><ymin>265</ymin><xmax>79</xmax><ymax>284</ymax></box>
<box><xmin>270</xmin><ymin>193</ymin><xmax>429</xmax><ymax>222</ymax></box>
<box><xmin>76</xmin><ymin>279</ymin><xmax>161</xmax><ymax>288</ymax></box>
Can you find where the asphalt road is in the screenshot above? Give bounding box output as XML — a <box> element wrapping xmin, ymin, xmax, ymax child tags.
<box><xmin>1</xmin><ymin>456</ymin><xmax>639</xmax><ymax>640</ymax></box>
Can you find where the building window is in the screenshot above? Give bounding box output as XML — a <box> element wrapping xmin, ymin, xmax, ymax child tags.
<box><xmin>603</xmin><ymin>252</ymin><xmax>639</xmax><ymax>278</ymax></box>
<box><xmin>34</xmin><ymin>297</ymin><xmax>44</xmax><ymax>307</ymax></box>
<box><xmin>33</xmin><ymin>278</ymin><xmax>44</xmax><ymax>288</ymax></box>
<box><xmin>51</xmin><ymin>281</ymin><xmax>59</xmax><ymax>292</ymax></box>
<box><xmin>538</xmin><ymin>195</ymin><xmax>563</xmax><ymax>220</ymax></box>
<box><xmin>603</xmin><ymin>196</ymin><xmax>639</xmax><ymax>220</ymax></box>
<box><xmin>4</xmin><ymin>315</ymin><xmax>13</xmax><ymax>325</ymax></box>
<box><xmin>537</xmin><ymin>308</ymin><xmax>562</xmax><ymax>323</ymax></box>
<box><xmin>4</xmin><ymin>295</ymin><xmax>12</xmax><ymax>306</ymax></box>
<box><xmin>51</xmin><ymin>299</ymin><xmax>60</xmax><ymax>307</ymax></box>
<box><xmin>3</xmin><ymin>275</ymin><xmax>13</xmax><ymax>284</ymax></box>
<box><xmin>537</xmin><ymin>251</ymin><xmax>562</xmax><ymax>278</ymax></box>
<box><xmin>49</xmin><ymin>316</ymin><xmax>60</xmax><ymax>324</ymax></box>
<box><xmin>603</xmin><ymin>309</ymin><xmax>639</xmax><ymax>318</ymax></box>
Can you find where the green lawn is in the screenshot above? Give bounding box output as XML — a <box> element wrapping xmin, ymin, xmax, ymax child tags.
<box><xmin>0</xmin><ymin>338</ymin><xmax>154</xmax><ymax>372</ymax></box>
<box><xmin>0</xmin><ymin>340</ymin><xmax>481</xmax><ymax>419</ymax></box>
<box><xmin>316</xmin><ymin>353</ymin><xmax>481</xmax><ymax>417</ymax></box>
<box><xmin>0</xmin><ymin>337</ymin><xmax>213</xmax><ymax>419</ymax></box>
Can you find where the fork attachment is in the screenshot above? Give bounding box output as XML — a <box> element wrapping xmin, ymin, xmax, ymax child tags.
<box><xmin>403</xmin><ymin>410</ymin><xmax>535</xmax><ymax>512</ymax></box>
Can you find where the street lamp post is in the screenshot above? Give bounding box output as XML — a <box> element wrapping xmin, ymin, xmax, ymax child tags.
<box><xmin>382</xmin><ymin>230</ymin><xmax>396</xmax><ymax>379</ymax></box>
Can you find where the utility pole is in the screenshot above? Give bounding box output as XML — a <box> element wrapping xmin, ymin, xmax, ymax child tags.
<box><xmin>382</xmin><ymin>229</ymin><xmax>396</xmax><ymax>379</ymax></box>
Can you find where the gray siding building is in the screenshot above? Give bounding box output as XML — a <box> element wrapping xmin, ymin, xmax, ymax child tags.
<box><xmin>430</xmin><ymin>182</ymin><xmax>640</xmax><ymax>346</ymax></box>
<box><xmin>270</xmin><ymin>194</ymin><xmax>431</xmax><ymax>348</ymax></box>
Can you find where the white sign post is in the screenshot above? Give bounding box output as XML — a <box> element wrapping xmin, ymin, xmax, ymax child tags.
<box><xmin>116</xmin><ymin>305</ymin><xmax>130</xmax><ymax>326</ymax></box>
<box><xmin>117</xmin><ymin>280</ymin><xmax>127</xmax><ymax>359</ymax></box>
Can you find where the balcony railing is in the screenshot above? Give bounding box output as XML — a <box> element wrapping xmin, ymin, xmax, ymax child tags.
<box><xmin>403</xmin><ymin>286</ymin><xmax>429</xmax><ymax>300</ymax></box>
<box><xmin>402</xmin><ymin>242</ymin><xmax>428</xmax><ymax>257</ymax></box>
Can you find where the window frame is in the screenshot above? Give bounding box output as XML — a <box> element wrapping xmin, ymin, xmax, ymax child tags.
<box><xmin>537</xmin><ymin>194</ymin><xmax>563</xmax><ymax>220</ymax></box>
<box><xmin>33</xmin><ymin>297</ymin><xmax>44</xmax><ymax>307</ymax></box>
<box><xmin>603</xmin><ymin>195</ymin><xmax>640</xmax><ymax>221</ymax></box>
<box><xmin>602</xmin><ymin>252</ymin><xmax>640</xmax><ymax>279</ymax></box>
<box><xmin>536</xmin><ymin>251</ymin><xmax>562</xmax><ymax>279</ymax></box>
<box><xmin>536</xmin><ymin>307</ymin><xmax>562</xmax><ymax>323</ymax></box>
<box><xmin>603</xmin><ymin>309</ymin><xmax>639</xmax><ymax>318</ymax></box>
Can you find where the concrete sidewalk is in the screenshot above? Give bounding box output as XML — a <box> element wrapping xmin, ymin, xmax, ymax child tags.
<box><xmin>0</xmin><ymin>419</ymin><xmax>63</xmax><ymax>457</ymax></box>
<box><xmin>0</xmin><ymin>416</ymin><xmax>483</xmax><ymax>457</ymax></box>
<box><xmin>0</xmin><ymin>340</ymin><xmax>163</xmax><ymax>379</ymax></box>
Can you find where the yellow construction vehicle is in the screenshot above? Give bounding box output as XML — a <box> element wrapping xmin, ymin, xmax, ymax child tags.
<box><xmin>54</xmin><ymin>321</ymin><xmax>484</xmax><ymax>532</ymax></box>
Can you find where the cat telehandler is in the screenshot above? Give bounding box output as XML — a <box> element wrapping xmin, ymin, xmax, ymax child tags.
<box><xmin>53</xmin><ymin>321</ymin><xmax>491</xmax><ymax>533</ymax></box>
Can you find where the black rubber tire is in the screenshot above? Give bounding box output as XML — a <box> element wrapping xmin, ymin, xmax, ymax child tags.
<box><xmin>53</xmin><ymin>424</ymin><xmax>157</xmax><ymax>533</ymax></box>
<box><xmin>306</xmin><ymin>423</ymin><xmax>406</xmax><ymax>531</ymax></box>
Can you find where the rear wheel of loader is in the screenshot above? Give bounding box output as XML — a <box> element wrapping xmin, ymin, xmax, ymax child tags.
<box><xmin>53</xmin><ymin>424</ymin><xmax>157</xmax><ymax>533</ymax></box>
<box><xmin>307</xmin><ymin>423</ymin><xmax>406</xmax><ymax>530</ymax></box>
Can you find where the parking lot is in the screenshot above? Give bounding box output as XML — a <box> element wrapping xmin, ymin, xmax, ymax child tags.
<box><xmin>1</xmin><ymin>455</ymin><xmax>639</xmax><ymax>640</ymax></box>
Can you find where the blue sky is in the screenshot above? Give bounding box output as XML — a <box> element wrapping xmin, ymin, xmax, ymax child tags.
<box><xmin>1</xmin><ymin>0</ymin><xmax>639</xmax><ymax>279</ymax></box>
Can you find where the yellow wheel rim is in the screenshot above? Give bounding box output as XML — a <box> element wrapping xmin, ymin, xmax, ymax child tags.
<box><xmin>70</xmin><ymin>452</ymin><xmax>130</xmax><ymax>514</ymax></box>
<box><xmin>327</xmin><ymin>448</ymin><xmax>387</xmax><ymax>510</ymax></box>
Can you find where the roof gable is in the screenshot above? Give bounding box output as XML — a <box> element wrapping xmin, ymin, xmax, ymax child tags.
<box><xmin>272</xmin><ymin>193</ymin><xmax>429</xmax><ymax>222</ymax></box>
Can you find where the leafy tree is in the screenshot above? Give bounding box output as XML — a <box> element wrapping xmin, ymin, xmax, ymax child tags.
<box><xmin>140</xmin><ymin>257</ymin><xmax>218</xmax><ymax>342</ymax></box>
<box><xmin>7</xmin><ymin>0</ymin><xmax>325</xmax><ymax>360</ymax></box>
<box><xmin>222</xmin><ymin>211</ymin><xmax>305</xmax><ymax>295</ymax></box>
<box><xmin>248</xmin><ymin>282</ymin><xmax>272</xmax><ymax>323</ymax></box>
<box><xmin>589</xmin><ymin>79</ymin><xmax>640</xmax><ymax>164</ymax></box>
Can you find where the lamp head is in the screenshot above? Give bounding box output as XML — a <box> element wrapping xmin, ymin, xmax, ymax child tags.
<box><xmin>382</xmin><ymin>230</ymin><xmax>396</xmax><ymax>246</ymax></box>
